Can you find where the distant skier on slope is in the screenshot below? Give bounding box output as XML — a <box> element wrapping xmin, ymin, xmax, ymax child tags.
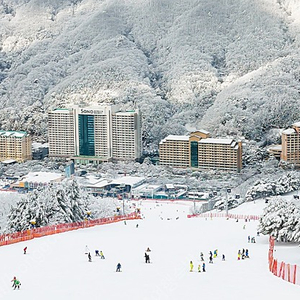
<box><xmin>23</xmin><ymin>247</ymin><xmax>27</xmax><ymax>254</ymax></box>
<box><xmin>190</xmin><ymin>261</ymin><xmax>194</xmax><ymax>272</ymax></box>
<box><xmin>202</xmin><ymin>263</ymin><xmax>206</xmax><ymax>272</ymax></box>
<box><xmin>11</xmin><ymin>277</ymin><xmax>21</xmax><ymax>290</ymax></box>
<box><xmin>100</xmin><ymin>251</ymin><xmax>105</xmax><ymax>259</ymax></box>
<box><xmin>200</xmin><ymin>252</ymin><xmax>204</xmax><ymax>261</ymax></box>
<box><xmin>88</xmin><ymin>252</ymin><xmax>92</xmax><ymax>262</ymax></box>
<box><xmin>116</xmin><ymin>263</ymin><xmax>122</xmax><ymax>272</ymax></box>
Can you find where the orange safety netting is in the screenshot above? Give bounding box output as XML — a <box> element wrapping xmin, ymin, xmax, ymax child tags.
<box><xmin>0</xmin><ymin>212</ymin><xmax>140</xmax><ymax>247</ymax></box>
<box><xmin>268</xmin><ymin>236</ymin><xmax>299</xmax><ymax>285</ymax></box>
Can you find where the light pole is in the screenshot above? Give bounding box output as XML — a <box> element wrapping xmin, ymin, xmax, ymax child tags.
<box><xmin>226</xmin><ymin>188</ymin><xmax>231</xmax><ymax>217</ymax></box>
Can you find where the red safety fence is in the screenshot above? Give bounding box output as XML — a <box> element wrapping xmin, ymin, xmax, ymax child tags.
<box><xmin>268</xmin><ymin>236</ymin><xmax>300</xmax><ymax>285</ymax></box>
<box><xmin>0</xmin><ymin>212</ymin><xmax>141</xmax><ymax>247</ymax></box>
<box><xmin>187</xmin><ymin>212</ymin><xmax>260</xmax><ymax>220</ymax></box>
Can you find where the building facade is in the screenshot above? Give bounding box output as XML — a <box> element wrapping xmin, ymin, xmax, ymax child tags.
<box><xmin>159</xmin><ymin>131</ymin><xmax>242</xmax><ymax>172</ymax></box>
<box><xmin>0</xmin><ymin>131</ymin><xmax>32</xmax><ymax>162</ymax></box>
<box><xmin>281</xmin><ymin>122</ymin><xmax>300</xmax><ymax>166</ymax></box>
<box><xmin>48</xmin><ymin>105</ymin><xmax>142</xmax><ymax>163</ymax></box>
<box><xmin>48</xmin><ymin>108</ymin><xmax>76</xmax><ymax>158</ymax></box>
<box><xmin>112</xmin><ymin>111</ymin><xmax>142</xmax><ymax>160</ymax></box>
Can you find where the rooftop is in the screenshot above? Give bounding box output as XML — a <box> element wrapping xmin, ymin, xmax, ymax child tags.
<box><xmin>0</xmin><ymin>130</ymin><xmax>29</xmax><ymax>138</ymax></box>
<box><xmin>199</xmin><ymin>138</ymin><xmax>234</xmax><ymax>145</ymax></box>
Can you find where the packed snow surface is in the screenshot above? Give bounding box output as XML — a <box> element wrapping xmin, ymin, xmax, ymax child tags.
<box><xmin>0</xmin><ymin>200</ymin><xmax>299</xmax><ymax>299</ymax></box>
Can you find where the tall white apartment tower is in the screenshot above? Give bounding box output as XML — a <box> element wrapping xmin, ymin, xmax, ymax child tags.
<box><xmin>48</xmin><ymin>108</ymin><xmax>76</xmax><ymax>158</ymax></box>
<box><xmin>48</xmin><ymin>106</ymin><xmax>142</xmax><ymax>163</ymax></box>
<box><xmin>112</xmin><ymin>110</ymin><xmax>142</xmax><ymax>160</ymax></box>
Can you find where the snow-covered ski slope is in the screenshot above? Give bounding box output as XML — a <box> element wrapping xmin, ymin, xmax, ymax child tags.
<box><xmin>0</xmin><ymin>200</ymin><xmax>299</xmax><ymax>300</ymax></box>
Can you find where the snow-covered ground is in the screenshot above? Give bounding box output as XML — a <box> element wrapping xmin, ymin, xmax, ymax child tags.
<box><xmin>0</xmin><ymin>199</ymin><xmax>299</xmax><ymax>299</ymax></box>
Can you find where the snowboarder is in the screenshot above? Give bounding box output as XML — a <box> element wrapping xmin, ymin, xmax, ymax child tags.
<box><xmin>116</xmin><ymin>263</ymin><xmax>122</xmax><ymax>272</ymax></box>
<box><xmin>198</xmin><ymin>264</ymin><xmax>201</xmax><ymax>272</ymax></box>
<box><xmin>23</xmin><ymin>247</ymin><xmax>27</xmax><ymax>254</ymax></box>
<box><xmin>200</xmin><ymin>252</ymin><xmax>204</xmax><ymax>261</ymax></box>
<box><xmin>190</xmin><ymin>261</ymin><xmax>194</xmax><ymax>272</ymax></box>
<box><xmin>100</xmin><ymin>251</ymin><xmax>105</xmax><ymax>259</ymax></box>
<box><xmin>88</xmin><ymin>252</ymin><xmax>92</xmax><ymax>262</ymax></box>
<box><xmin>95</xmin><ymin>250</ymin><xmax>100</xmax><ymax>256</ymax></box>
<box><xmin>222</xmin><ymin>254</ymin><xmax>225</xmax><ymax>261</ymax></box>
<box><xmin>202</xmin><ymin>263</ymin><xmax>206</xmax><ymax>272</ymax></box>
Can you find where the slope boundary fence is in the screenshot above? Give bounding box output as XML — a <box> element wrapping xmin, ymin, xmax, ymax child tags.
<box><xmin>0</xmin><ymin>212</ymin><xmax>140</xmax><ymax>247</ymax></box>
<box><xmin>268</xmin><ymin>236</ymin><xmax>300</xmax><ymax>285</ymax></box>
<box><xmin>187</xmin><ymin>212</ymin><xmax>260</xmax><ymax>220</ymax></box>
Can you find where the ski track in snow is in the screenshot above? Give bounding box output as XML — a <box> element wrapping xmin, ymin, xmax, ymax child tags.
<box><xmin>0</xmin><ymin>200</ymin><xmax>299</xmax><ymax>300</ymax></box>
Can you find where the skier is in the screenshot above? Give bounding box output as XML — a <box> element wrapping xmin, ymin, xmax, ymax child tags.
<box><xmin>198</xmin><ymin>264</ymin><xmax>201</xmax><ymax>272</ymax></box>
<box><xmin>11</xmin><ymin>277</ymin><xmax>21</xmax><ymax>290</ymax></box>
<box><xmin>222</xmin><ymin>254</ymin><xmax>225</xmax><ymax>261</ymax></box>
<box><xmin>248</xmin><ymin>235</ymin><xmax>251</xmax><ymax>243</ymax></box>
<box><xmin>145</xmin><ymin>253</ymin><xmax>150</xmax><ymax>263</ymax></box>
<box><xmin>116</xmin><ymin>263</ymin><xmax>122</xmax><ymax>272</ymax></box>
<box><xmin>100</xmin><ymin>251</ymin><xmax>105</xmax><ymax>259</ymax></box>
<box><xmin>242</xmin><ymin>249</ymin><xmax>245</xmax><ymax>259</ymax></box>
<box><xmin>88</xmin><ymin>252</ymin><xmax>92</xmax><ymax>262</ymax></box>
<box><xmin>23</xmin><ymin>247</ymin><xmax>27</xmax><ymax>254</ymax></box>
<box><xmin>124</xmin><ymin>220</ymin><xmax>127</xmax><ymax>225</ymax></box>
<box><xmin>213</xmin><ymin>249</ymin><xmax>218</xmax><ymax>258</ymax></box>
<box><xmin>238</xmin><ymin>250</ymin><xmax>241</xmax><ymax>260</ymax></box>
<box><xmin>190</xmin><ymin>261</ymin><xmax>194</xmax><ymax>272</ymax></box>
<box><xmin>95</xmin><ymin>250</ymin><xmax>100</xmax><ymax>256</ymax></box>
<box><xmin>202</xmin><ymin>263</ymin><xmax>206</xmax><ymax>272</ymax></box>
<box><xmin>200</xmin><ymin>252</ymin><xmax>204</xmax><ymax>261</ymax></box>
<box><xmin>11</xmin><ymin>277</ymin><xmax>16</xmax><ymax>288</ymax></box>
<box><xmin>136</xmin><ymin>224</ymin><xmax>139</xmax><ymax>228</ymax></box>
<box><xmin>245</xmin><ymin>249</ymin><xmax>249</xmax><ymax>258</ymax></box>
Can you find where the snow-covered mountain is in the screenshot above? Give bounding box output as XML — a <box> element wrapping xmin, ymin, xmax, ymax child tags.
<box><xmin>1</xmin><ymin>0</ymin><xmax>300</xmax><ymax>150</ymax></box>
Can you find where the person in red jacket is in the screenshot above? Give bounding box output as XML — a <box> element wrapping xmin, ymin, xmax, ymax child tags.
<box><xmin>23</xmin><ymin>247</ymin><xmax>27</xmax><ymax>254</ymax></box>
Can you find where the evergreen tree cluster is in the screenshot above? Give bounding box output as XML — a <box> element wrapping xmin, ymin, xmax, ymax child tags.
<box><xmin>245</xmin><ymin>172</ymin><xmax>300</xmax><ymax>201</ymax></box>
<box><xmin>258</xmin><ymin>196</ymin><xmax>300</xmax><ymax>242</ymax></box>
<box><xmin>6</xmin><ymin>179</ymin><xmax>107</xmax><ymax>233</ymax></box>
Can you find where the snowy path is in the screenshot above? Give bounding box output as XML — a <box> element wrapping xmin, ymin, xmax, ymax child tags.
<box><xmin>0</xmin><ymin>201</ymin><xmax>299</xmax><ymax>299</ymax></box>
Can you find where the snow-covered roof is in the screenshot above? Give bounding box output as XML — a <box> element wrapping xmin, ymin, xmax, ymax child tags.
<box><xmin>282</xmin><ymin>128</ymin><xmax>296</xmax><ymax>135</ymax></box>
<box><xmin>0</xmin><ymin>130</ymin><xmax>29</xmax><ymax>138</ymax></box>
<box><xmin>166</xmin><ymin>184</ymin><xmax>175</xmax><ymax>189</ymax></box>
<box><xmin>20</xmin><ymin>172</ymin><xmax>64</xmax><ymax>183</ymax></box>
<box><xmin>199</xmin><ymin>138</ymin><xmax>234</xmax><ymax>145</ymax></box>
<box><xmin>32</xmin><ymin>142</ymin><xmax>49</xmax><ymax>150</ymax></box>
<box><xmin>160</xmin><ymin>135</ymin><xmax>189</xmax><ymax>144</ymax></box>
<box><xmin>110</xmin><ymin>176</ymin><xmax>145</xmax><ymax>187</ymax></box>
<box><xmin>1</xmin><ymin>159</ymin><xmax>16</xmax><ymax>164</ymax></box>
<box><xmin>292</xmin><ymin>122</ymin><xmax>300</xmax><ymax>128</ymax></box>
<box><xmin>268</xmin><ymin>145</ymin><xmax>282</xmax><ymax>151</ymax></box>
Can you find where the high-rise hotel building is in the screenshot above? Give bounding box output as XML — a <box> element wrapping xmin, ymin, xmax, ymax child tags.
<box><xmin>0</xmin><ymin>130</ymin><xmax>32</xmax><ymax>162</ymax></box>
<box><xmin>281</xmin><ymin>122</ymin><xmax>300</xmax><ymax>166</ymax></box>
<box><xmin>159</xmin><ymin>130</ymin><xmax>242</xmax><ymax>172</ymax></box>
<box><xmin>48</xmin><ymin>105</ymin><xmax>141</xmax><ymax>163</ymax></box>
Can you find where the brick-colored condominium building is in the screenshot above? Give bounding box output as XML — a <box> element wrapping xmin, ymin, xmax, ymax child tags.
<box><xmin>281</xmin><ymin>122</ymin><xmax>300</xmax><ymax>166</ymax></box>
<box><xmin>0</xmin><ymin>130</ymin><xmax>32</xmax><ymax>162</ymax></box>
<box><xmin>159</xmin><ymin>130</ymin><xmax>242</xmax><ymax>172</ymax></box>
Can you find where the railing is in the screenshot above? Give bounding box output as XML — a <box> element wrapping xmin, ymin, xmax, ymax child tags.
<box><xmin>268</xmin><ymin>236</ymin><xmax>300</xmax><ymax>285</ymax></box>
<box><xmin>187</xmin><ymin>212</ymin><xmax>260</xmax><ymax>220</ymax></box>
<box><xmin>0</xmin><ymin>212</ymin><xmax>140</xmax><ymax>247</ymax></box>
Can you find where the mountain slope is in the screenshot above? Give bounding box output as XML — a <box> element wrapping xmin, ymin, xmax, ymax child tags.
<box><xmin>0</xmin><ymin>0</ymin><xmax>299</xmax><ymax>150</ymax></box>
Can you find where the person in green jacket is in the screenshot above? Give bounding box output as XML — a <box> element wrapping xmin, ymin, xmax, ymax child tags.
<box><xmin>11</xmin><ymin>277</ymin><xmax>21</xmax><ymax>290</ymax></box>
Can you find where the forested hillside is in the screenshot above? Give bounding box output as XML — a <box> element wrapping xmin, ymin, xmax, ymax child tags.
<box><xmin>0</xmin><ymin>0</ymin><xmax>300</xmax><ymax>152</ymax></box>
